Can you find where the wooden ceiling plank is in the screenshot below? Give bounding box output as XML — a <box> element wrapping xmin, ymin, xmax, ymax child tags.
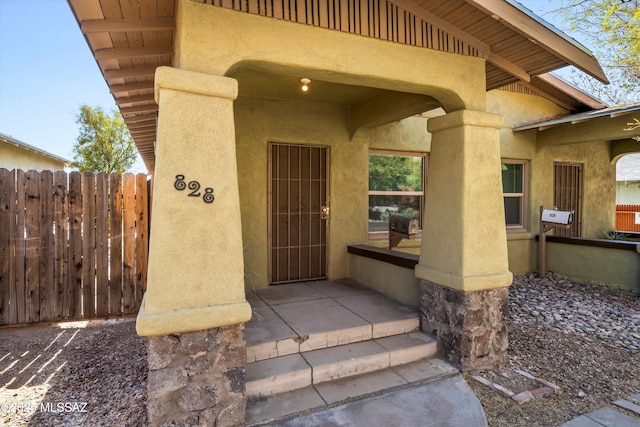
<box><xmin>121</xmin><ymin>104</ymin><xmax>159</xmax><ymax>115</ymax></box>
<box><xmin>104</xmin><ymin>66</ymin><xmax>158</xmax><ymax>79</ymax></box>
<box><xmin>110</xmin><ymin>81</ymin><xmax>154</xmax><ymax>93</ymax></box>
<box><xmin>128</xmin><ymin>125</ymin><xmax>157</xmax><ymax>133</ymax></box>
<box><xmin>116</xmin><ymin>94</ymin><xmax>156</xmax><ymax>104</ymax></box>
<box><xmin>125</xmin><ymin>116</ymin><xmax>157</xmax><ymax>124</ymax></box>
<box><xmin>95</xmin><ymin>46</ymin><xmax>172</xmax><ymax>60</ymax></box>
<box><xmin>81</xmin><ymin>17</ymin><xmax>175</xmax><ymax>33</ymax></box>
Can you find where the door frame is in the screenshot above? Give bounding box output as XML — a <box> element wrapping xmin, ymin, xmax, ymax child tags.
<box><xmin>267</xmin><ymin>142</ymin><xmax>330</xmax><ymax>284</ymax></box>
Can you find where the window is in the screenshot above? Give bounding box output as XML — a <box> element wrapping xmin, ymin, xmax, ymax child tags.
<box><xmin>368</xmin><ymin>151</ymin><xmax>426</xmax><ymax>236</ymax></box>
<box><xmin>501</xmin><ymin>160</ymin><xmax>527</xmax><ymax>229</ymax></box>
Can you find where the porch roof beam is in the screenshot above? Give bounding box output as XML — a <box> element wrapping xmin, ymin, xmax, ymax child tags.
<box><xmin>388</xmin><ymin>0</ymin><xmax>531</xmax><ymax>83</ymax></box>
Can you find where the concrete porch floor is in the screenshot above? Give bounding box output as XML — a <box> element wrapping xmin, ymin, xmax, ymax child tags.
<box><xmin>245</xmin><ymin>279</ymin><xmax>420</xmax><ymax>361</ymax></box>
<box><xmin>244</xmin><ymin>279</ymin><xmax>488</xmax><ymax>426</ymax></box>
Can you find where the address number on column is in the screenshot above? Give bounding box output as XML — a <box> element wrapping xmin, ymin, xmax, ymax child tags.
<box><xmin>174</xmin><ymin>174</ymin><xmax>214</xmax><ymax>204</ymax></box>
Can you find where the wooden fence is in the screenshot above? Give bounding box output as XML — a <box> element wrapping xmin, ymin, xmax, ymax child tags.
<box><xmin>0</xmin><ymin>169</ymin><xmax>150</xmax><ymax>326</ymax></box>
<box><xmin>616</xmin><ymin>204</ymin><xmax>640</xmax><ymax>233</ymax></box>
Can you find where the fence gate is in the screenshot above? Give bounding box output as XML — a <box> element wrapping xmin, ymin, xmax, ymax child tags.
<box><xmin>0</xmin><ymin>169</ymin><xmax>149</xmax><ymax>326</ymax></box>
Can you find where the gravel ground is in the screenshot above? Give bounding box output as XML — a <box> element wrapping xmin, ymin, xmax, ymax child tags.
<box><xmin>0</xmin><ymin>274</ymin><xmax>638</xmax><ymax>427</ymax></box>
<box><xmin>466</xmin><ymin>273</ymin><xmax>640</xmax><ymax>427</ymax></box>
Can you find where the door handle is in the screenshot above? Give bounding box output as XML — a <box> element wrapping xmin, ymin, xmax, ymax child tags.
<box><xmin>321</xmin><ymin>206</ymin><xmax>330</xmax><ymax>219</ymax></box>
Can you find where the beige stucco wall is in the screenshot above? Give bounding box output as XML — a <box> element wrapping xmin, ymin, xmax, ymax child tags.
<box><xmin>175</xmin><ymin>1</ymin><xmax>486</xmax><ymax>113</ymax></box>
<box><xmin>547</xmin><ymin>242</ymin><xmax>640</xmax><ymax>294</ymax></box>
<box><xmin>0</xmin><ymin>141</ymin><xmax>66</xmax><ymax>171</ymax></box>
<box><xmin>532</xmin><ymin>142</ymin><xmax>616</xmax><ymax>239</ymax></box>
<box><xmin>348</xmin><ymin>254</ymin><xmax>421</xmax><ymax>307</ymax></box>
<box><xmin>487</xmin><ymin>90</ymin><xmax>617</xmax><ymax>273</ymax></box>
<box><xmin>365</xmin><ymin>91</ymin><xmax>617</xmax><ymax>278</ymax></box>
<box><xmin>172</xmin><ymin>1</ymin><xmax>619</xmax><ymax>291</ymax></box>
<box><xmin>236</xmin><ymin>98</ymin><xmax>364</xmax><ymax>287</ymax></box>
<box><xmin>171</xmin><ymin>1</ymin><xmax>488</xmax><ymax>289</ymax></box>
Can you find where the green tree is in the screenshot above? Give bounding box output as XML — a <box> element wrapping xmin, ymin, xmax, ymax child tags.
<box><xmin>369</xmin><ymin>154</ymin><xmax>422</xmax><ymax>191</ymax></box>
<box><xmin>71</xmin><ymin>104</ymin><xmax>137</xmax><ymax>173</ymax></box>
<box><xmin>557</xmin><ymin>0</ymin><xmax>640</xmax><ymax>104</ymax></box>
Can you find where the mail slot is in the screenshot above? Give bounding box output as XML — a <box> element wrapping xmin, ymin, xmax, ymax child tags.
<box><xmin>541</xmin><ymin>209</ymin><xmax>573</xmax><ymax>225</ymax></box>
<box><xmin>389</xmin><ymin>214</ymin><xmax>419</xmax><ymax>236</ymax></box>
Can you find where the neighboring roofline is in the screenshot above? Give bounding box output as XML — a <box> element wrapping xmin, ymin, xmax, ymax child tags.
<box><xmin>537</xmin><ymin>73</ymin><xmax>606</xmax><ymax>110</ymax></box>
<box><xmin>0</xmin><ymin>132</ymin><xmax>70</xmax><ymax>164</ymax></box>
<box><xmin>512</xmin><ymin>102</ymin><xmax>640</xmax><ymax>131</ymax></box>
<box><xmin>465</xmin><ymin>0</ymin><xmax>609</xmax><ymax>84</ymax></box>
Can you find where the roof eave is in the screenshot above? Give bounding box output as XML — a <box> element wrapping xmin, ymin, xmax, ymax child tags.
<box><xmin>465</xmin><ymin>0</ymin><xmax>610</xmax><ymax>85</ymax></box>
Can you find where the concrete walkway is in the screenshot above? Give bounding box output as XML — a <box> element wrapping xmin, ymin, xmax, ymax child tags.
<box><xmin>264</xmin><ymin>375</ymin><xmax>487</xmax><ymax>427</ymax></box>
<box><xmin>560</xmin><ymin>394</ymin><xmax>640</xmax><ymax>427</ymax></box>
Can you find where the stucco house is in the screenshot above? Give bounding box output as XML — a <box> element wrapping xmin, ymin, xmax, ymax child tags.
<box><xmin>67</xmin><ymin>0</ymin><xmax>640</xmax><ymax>424</ymax></box>
<box><xmin>0</xmin><ymin>132</ymin><xmax>69</xmax><ymax>171</ymax></box>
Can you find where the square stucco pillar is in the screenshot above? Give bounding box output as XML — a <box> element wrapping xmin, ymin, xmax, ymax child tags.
<box><xmin>136</xmin><ymin>67</ymin><xmax>251</xmax><ymax>426</ymax></box>
<box><xmin>416</xmin><ymin>109</ymin><xmax>513</xmax><ymax>371</ymax></box>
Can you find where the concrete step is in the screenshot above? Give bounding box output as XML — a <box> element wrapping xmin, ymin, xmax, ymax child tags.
<box><xmin>246</xmin><ymin>291</ymin><xmax>420</xmax><ymax>363</ymax></box>
<box><xmin>246</xmin><ymin>357</ymin><xmax>460</xmax><ymax>426</ymax></box>
<box><xmin>246</xmin><ymin>332</ymin><xmax>437</xmax><ymax>398</ymax></box>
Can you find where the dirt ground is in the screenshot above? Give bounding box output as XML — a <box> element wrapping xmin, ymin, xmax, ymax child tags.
<box><xmin>0</xmin><ymin>318</ymin><xmax>146</xmax><ymax>427</ymax></box>
<box><xmin>464</xmin><ymin>322</ymin><xmax>640</xmax><ymax>427</ymax></box>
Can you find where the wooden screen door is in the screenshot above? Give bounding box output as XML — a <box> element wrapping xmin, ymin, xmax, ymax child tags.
<box><xmin>269</xmin><ymin>143</ymin><xmax>329</xmax><ymax>283</ymax></box>
<box><xmin>554</xmin><ymin>162</ymin><xmax>583</xmax><ymax>237</ymax></box>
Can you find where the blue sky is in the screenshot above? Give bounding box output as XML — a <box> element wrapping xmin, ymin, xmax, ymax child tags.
<box><xmin>0</xmin><ymin>0</ymin><xmax>582</xmax><ymax>172</ymax></box>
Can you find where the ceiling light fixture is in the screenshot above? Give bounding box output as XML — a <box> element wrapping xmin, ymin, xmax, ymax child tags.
<box><xmin>301</xmin><ymin>78</ymin><xmax>311</xmax><ymax>92</ymax></box>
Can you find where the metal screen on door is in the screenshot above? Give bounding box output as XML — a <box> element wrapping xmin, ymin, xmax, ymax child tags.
<box><xmin>553</xmin><ymin>162</ymin><xmax>582</xmax><ymax>237</ymax></box>
<box><xmin>269</xmin><ymin>144</ymin><xmax>328</xmax><ymax>283</ymax></box>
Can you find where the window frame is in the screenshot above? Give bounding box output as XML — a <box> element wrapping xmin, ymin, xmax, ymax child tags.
<box><xmin>501</xmin><ymin>159</ymin><xmax>528</xmax><ymax>232</ymax></box>
<box><xmin>368</xmin><ymin>149</ymin><xmax>428</xmax><ymax>240</ymax></box>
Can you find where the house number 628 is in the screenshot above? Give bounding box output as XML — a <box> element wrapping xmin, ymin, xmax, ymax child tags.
<box><xmin>174</xmin><ymin>174</ymin><xmax>215</xmax><ymax>204</ymax></box>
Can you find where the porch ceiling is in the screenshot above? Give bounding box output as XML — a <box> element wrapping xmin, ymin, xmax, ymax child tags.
<box><xmin>67</xmin><ymin>0</ymin><xmax>608</xmax><ymax>173</ymax></box>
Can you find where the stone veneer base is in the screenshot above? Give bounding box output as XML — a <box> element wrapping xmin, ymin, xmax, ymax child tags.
<box><xmin>146</xmin><ymin>324</ymin><xmax>246</xmax><ymax>426</ymax></box>
<box><xmin>420</xmin><ymin>280</ymin><xmax>508</xmax><ymax>371</ymax></box>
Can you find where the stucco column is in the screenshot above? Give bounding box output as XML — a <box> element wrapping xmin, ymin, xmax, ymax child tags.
<box><xmin>136</xmin><ymin>67</ymin><xmax>251</xmax><ymax>426</ymax></box>
<box><xmin>416</xmin><ymin>109</ymin><xmax>512</xmax><ymax>370</ymax></box>
<box><xmin>137</xmin><ymin>66</ymin><xmax>251</xmax><ymax>335</ymax></box>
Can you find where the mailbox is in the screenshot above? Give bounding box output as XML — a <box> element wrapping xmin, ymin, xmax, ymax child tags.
<box><xmin>541</xmin><ymin>209</ymin><xmax>573</xmax><ymax>225</ymax></box>
<box><xmin>389</xmin><ymin>214</ymin><xmax>419</xmax><ymax>249</ymax></box>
